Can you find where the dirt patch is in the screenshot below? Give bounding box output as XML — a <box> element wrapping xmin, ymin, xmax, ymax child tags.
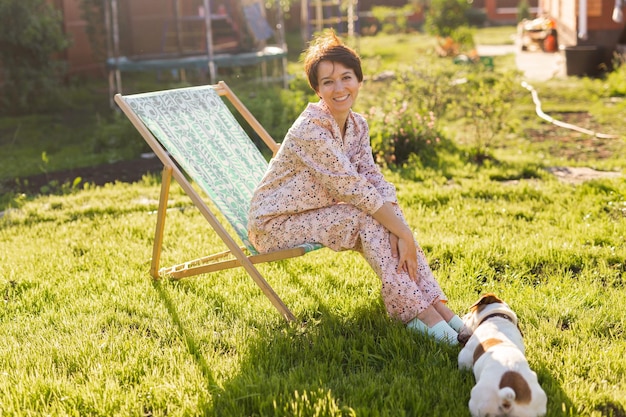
<box><xmin>1</xmin><ymin>156</ymin><xmax>164</xmax><ymax>195</ymax></box>
<box><xmin>546</xmin><ymin>166</ymin><xmax>623</xmax><ymax>184</ymax></box>
<box><xmin>524</xmin><ymin>110</ymin><xmax>623</xmax><ymax>183</ymax></box>
<box><xmin>525</xmin><ymin>112</ymin><xmax>622</xmax><ymax>161</ymax></box>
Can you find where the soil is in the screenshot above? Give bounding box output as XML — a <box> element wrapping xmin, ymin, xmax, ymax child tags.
<box><xmin>2</xmin><ymin>156</ymin><xmax>164</xmax><ymax>195</ymax></box>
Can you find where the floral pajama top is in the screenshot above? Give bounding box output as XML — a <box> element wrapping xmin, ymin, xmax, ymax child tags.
<box><xmin>247</xmin><ymin>99</ymin><xmax>446</xmax><ymax>322</ymax></box>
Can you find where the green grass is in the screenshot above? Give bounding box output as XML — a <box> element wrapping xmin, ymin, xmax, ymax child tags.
<box><xmin>1</xmin><ymin>28</ymin><xmax>626</xmax><ymax>416</ymax></box>
<box><xmin>1</xmin><ymin>166</ymin><xmax>624</xmax><ymax>416</ymax></box>
<box><xmin>473</xmin><ymin>25</ymin><xmax>519</xmax><ymax>45</ymax></box>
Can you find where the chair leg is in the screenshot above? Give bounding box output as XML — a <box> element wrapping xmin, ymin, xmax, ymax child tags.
<box><xmin>151</xmin><ymin>165</ymin><xmax>173</xmax><ymax>279</ymax></box>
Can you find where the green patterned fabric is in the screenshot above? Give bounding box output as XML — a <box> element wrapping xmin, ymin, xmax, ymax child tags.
<box><xmin>123</xmin><ymin>85</ymin><xmax>322</xmax><ymax>256</ymax></box>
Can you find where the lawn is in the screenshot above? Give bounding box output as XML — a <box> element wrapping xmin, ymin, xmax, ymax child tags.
<box><xmin>0</xmin><ymin>28</ymin><xmax>625</xmax><ymax>416</ymax></box>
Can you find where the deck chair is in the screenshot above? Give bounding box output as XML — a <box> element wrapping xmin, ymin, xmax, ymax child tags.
<box><xmin>114</xmin><ymin>81</ymin><xmax>322</xmax><ymax>321</ymax></box>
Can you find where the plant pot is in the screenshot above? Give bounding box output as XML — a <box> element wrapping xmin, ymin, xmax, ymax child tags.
<box><xmin>564</xmin><ymin>45</ymin><xmax>601</xmax><ymax>77</ymax></box>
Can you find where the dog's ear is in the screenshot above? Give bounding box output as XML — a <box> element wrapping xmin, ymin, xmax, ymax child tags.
<box><xmin>470</xmin><ymin>293</ymin><xmax>503</xmax><ymax>311</ymax></box>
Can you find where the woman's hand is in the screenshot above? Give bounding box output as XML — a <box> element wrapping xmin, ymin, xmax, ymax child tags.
<box><xmin>390</xmin><ymin>230</ymin><xmax>419</xmax><ymax>282</ymax></box>
<box><xmin>373</xmin><ymin>202</ymin><xmax>420</xmax><ymax>282</ymax></box>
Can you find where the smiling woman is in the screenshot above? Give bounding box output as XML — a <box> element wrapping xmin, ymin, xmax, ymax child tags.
<box><xmin>246</xmin><ymin>29</ymin><xmax>466</xmax><ymax>345</ymax></box>
<box><xmin>315</xmin><ymin>61</ymin><xmax>361</xmax><ymax>135</ymax></box>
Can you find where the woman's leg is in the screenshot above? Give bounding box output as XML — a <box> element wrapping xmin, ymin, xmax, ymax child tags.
<box><xmin>434</xmin><ymin>301</ymin><xmax>465</xmax><ymax>332</ymax></box>
<box><xmin>250</xmin><ymin>204</ymin><xmax>449</xmax><ymax>326</ymax></box>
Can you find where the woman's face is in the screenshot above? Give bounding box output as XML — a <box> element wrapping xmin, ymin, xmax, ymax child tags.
<box><xmin>316</xmin><ymin>60</ymin><xmax>362</xmax><ymax>121</ymax></box>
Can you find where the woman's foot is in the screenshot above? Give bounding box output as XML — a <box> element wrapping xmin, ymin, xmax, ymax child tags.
<box><xmin>407</xmin><ymin>318</ymin><xmax>458</xmax><ymax>345</ymax></box>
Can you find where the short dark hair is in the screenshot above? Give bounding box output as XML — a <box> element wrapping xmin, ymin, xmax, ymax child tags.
<box><xmin>303</xmin><ymin>30</ymin><xmax>363</xmax><ymax>92</ymax></box>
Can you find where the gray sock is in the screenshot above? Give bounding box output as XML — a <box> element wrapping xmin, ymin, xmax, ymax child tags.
<box><xmin>407</xmin><ymin>318</ymin><xmax>459</xmax><ymax>345</ymax></box>
<box><xmin>447</xmin><ymin>315</ymin><xmax>465</xmax><ymax>332</ymax></box>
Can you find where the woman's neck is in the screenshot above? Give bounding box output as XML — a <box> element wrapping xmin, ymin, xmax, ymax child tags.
<box><xmin>333</xmin><ymin>112</ymin><xmax>350</xmax><ymax>137</ymax></box>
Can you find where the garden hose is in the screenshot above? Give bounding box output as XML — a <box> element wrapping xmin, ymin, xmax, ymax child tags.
<box><xmin>521</xmin><ymin>81</ymin><xmax>620</xmax><ymax>139</ymax></box>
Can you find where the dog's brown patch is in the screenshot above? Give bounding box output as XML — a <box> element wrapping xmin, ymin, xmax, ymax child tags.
<box><xmin>473</xmin><ymin>337</ymin><xmax>503</xmax><ymax>364</ymax></box>
<box><xmin>499</xmin><ymin>370</ymin><xmax>532</xmax><ymax>404</ymax></box>
<box><xmin>470</xmin><ymin>293</ymin><xmax>504</xmax><ymax>313</ymax></box>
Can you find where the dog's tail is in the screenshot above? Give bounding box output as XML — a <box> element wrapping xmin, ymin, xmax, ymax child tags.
<box><xmin>498</xmin><ymin>387</ymin><xmax>516</xmax><ymax>412</ymax></box>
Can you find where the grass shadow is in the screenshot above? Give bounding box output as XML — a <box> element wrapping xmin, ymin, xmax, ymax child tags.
<box><xmin>151</xmin><ymin>262</ymin><xmax>577</xmax><ymax>416</ymax></box>
<box><xmin>151</xmin><ymin>280</ymin><xmax>224</xmax><ymax>399</ymax></box>
<box><xmin>534</xmin><ymin>363</ymin><xmax>577</xmax><ymax>415</ymax></box>
<box><xmin>210</xmin><ymin>303</ymin><xmax>471</xmax><ymax>416</ymax></box>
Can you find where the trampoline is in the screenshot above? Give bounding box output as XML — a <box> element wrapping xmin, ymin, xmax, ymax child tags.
<box><xmin>105</xmin><ymin>0</ymin><xmax>288</xmax><ymax>104</ymax></box>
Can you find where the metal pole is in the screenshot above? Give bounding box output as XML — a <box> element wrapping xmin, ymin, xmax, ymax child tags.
<box><xmin>111</xmin><ymin>0</ymin><xmax>122</xmax><ymax>95</ymax></box>
<box><xmin>104</xmin><ymin>0</ymin><xmax>114</xmax><ymax>107</ymax></box>
<box><xmin>174</xmin><ymin>0</ymin><xmax>183</xmax><ymax>54</ymax></box>
<box><xmin>276</xmin><ymin>0</ymin><xmax>288</xmax><ymax>88</ymax></box>
<box><xmin>315</xmin><ymin>0</ymin><xmax>322</xmax><ymax>33</ymax></box>
<box><xmin>301</xmin><ymin>0</ymin><xmax>309</xmax><ymax>42</ymax></box>
<box><xmin>202</xmin><ymin>0</ymin><xmax>216</xmax><ymax>83</ymax></box>
<box><xmin>347</xmin><ymin>0</ymin><xmax>354</xmax><ymax>37</ymax></box>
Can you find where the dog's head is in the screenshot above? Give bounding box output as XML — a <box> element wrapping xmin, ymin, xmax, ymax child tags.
<box><xmin>457</xmin><ymin>293</ymin><xmax>519</xmax><ymax>345</ymax></box>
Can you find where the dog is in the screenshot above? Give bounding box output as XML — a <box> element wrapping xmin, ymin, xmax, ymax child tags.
<box><xmin>457</xmin><ymin>293</ymin><xmax>547</xmax><ymax>417</ymax></box>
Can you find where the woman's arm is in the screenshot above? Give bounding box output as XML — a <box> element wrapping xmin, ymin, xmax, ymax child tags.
<box><xmin>285</xmin><ymin>114</ymin><xmax>385</xmax><ymax>215</ymax></box>
<box><xmin>354</xmin><ymin>118</ymin><xmax>397</xmax><ymax>203</ymax></box>
<box><xmin>371</xmin><ymin>202</ymin><xmax>419</xmax><ymax>282</ymax></box>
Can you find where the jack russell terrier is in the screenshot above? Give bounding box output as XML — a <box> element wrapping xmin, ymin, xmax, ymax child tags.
<box><xmin>457</xmin><ymin>293</ymin><xmax>547</xmax><ymax>417</ymax></box>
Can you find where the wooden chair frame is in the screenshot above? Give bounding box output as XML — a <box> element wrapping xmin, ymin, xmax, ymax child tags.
<box><xmin>115</xmin><ymin>81</ymin><xmax>314</xmax><ymax>321</ymax></box>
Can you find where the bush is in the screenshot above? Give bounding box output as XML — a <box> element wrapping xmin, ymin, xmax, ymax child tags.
<box><xmin>367</xmin><ymin>100</ymin><xmax>444</xmax><ymax>167</ymax></box>
<box><xmin>370</xmin><ymin>5</ymin><xmax>416</xmax><ymax>34</ymax></box>
<box><xmin>90</xmin><ymin>112</ymin><xmax>150</xmax><ymax>159</ymax></box>
<box><xmin>446</xmin><ymin>71</ymin><xmax>521</xmax><ymax>163</ymax></box>
<box><xmin>466</xmin><ymin>8</ymin><xmax>487</xmax><ymax>27</ymax></box>
<box><xmin>362</xmin><ymin>62</ymin><xmax>460</xmax><ymax>167</ymax></box>
<box><xmin>605</xmin><ymin>58</ymin><xmax>626</xmax><ymax>97</ymax></box>
<box><xmin>0</xmin><ymin>0</ymin><xmax>70</xmax><ymax>115</ymax></box>
<box><xmin>424</xmin><ymin>0</ymin><xmax>470</xmax><ymax>38</ymax></box>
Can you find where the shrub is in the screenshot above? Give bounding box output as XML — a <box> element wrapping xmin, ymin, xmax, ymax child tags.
<box><xmin>605</xmin><ymin>58</ymin><xmax>626</xmax><ymax>97</ymax></box>
<box><xmin>466</xmin><ymin>8</ymin><xmax>487</xmax><ymax>27</ymax></box>
<box><xmin>0</xmin><ymin>0</ymin><xmax>70</xmax><ymax>114</ymax></box>
<box><xmin>446</xmin><ymin>71</ymin><xmax>521</xmax><ymax>163</ymax></box>
<box><xmin>424</xmin><ymin>0</ymin><xmax>470</xmax><ymax>38</ymax></box>
<box><xmin>90</xmin><ymin>112</ymin><xmax>150</xmax><ymax>159</ymax></box>
<box><xmin>367</xmin><ymin>100</ymin><xmax>444</xmax><ymax>167</ymax></box>
<box><xmin>370</xmin><ymin>5</ymin><xmax>416</xmax><ymax>34</ymax></box>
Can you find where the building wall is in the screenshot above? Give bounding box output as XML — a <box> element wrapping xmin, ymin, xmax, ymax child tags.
<box><xmin>47</xmin><ymin>0</ymin><xmax>103</xmax><ymax>76</ymax></box>
<box><xmin>53</xmin><ymin>0</ymin><xmax>548</xmax><ymax>77</ymax></box>
<box><xmin>540</xmin><ymin>0</ymin><xmax>625</xmax><ymax>67</ymax></box>
<box><xmin>482</xmin><ymin>0</ymin><xmax>540</xmax><ymax>24</ymax></box>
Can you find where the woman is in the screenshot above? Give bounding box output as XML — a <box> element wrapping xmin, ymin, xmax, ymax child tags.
<box><xmin>247</xmin><ymin>30</ymin><xmax>463</xmax><ymax>344</ymax></box>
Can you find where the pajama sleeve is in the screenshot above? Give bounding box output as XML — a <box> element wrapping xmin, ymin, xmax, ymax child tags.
<box><xmin>352</xmin><ymin>116</ymin><xmax>398</xmax><ymax>204</ymax></box>
<box><xmin>284</xmin><ymin>116</ymin><xmax>385</xmax><ymax>215</ymax></box>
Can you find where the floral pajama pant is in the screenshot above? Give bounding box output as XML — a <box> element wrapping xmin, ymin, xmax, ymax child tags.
<box><xmin>248</xmin><ymin>203</ymin><xmax>446</xmax><ymax>323</ymax></box>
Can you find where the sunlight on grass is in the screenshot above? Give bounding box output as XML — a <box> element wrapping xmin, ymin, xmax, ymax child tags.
<box><xmin>1</xmin><ymin>27</ymin><xmax>625</xmax><ymax>417</ymax></box>
<box><xmin>1</xmin><ymin>165</ymin><xmax>625</xmax><ymax>416</ymax></box>
<box><xmin>473</xmin><ymin>25</ymin><xmax>518</xmax><ymax>45</ymax></box>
